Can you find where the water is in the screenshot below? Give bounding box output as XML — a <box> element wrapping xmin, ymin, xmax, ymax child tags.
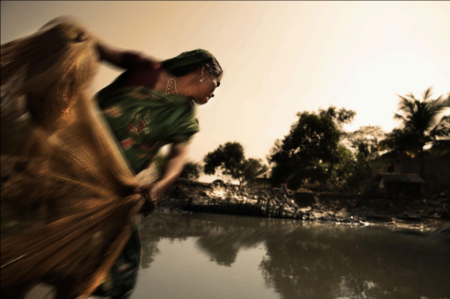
<box><xmin>131</xmin><ymin>212</ymin><xmax>450</xmax><ymax>299</ymax></box>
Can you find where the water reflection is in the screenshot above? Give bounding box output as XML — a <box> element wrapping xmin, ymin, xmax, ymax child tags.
<box><xmin>139</xmin><ymin>213</ymin><xmax>450</xmax><ymax>299</ymax></box>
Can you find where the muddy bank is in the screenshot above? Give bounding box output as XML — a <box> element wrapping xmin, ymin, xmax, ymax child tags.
<box><xmin>158</xmin><ymin>179</ymin><xmax>450</xmax><ymax>232</ymax></box>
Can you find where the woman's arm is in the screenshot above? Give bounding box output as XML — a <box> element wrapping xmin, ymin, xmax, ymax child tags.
<box><xmin>156</xmin><ymin>143</ymin><xmax>189</xmax><ymax>194</ymax></box>
<box><xmin>137</xmin><ymin>143</ymin><xmax>189</xmax><ymax>214</ymax></box>
<box><xmin>97</xmin><ymin>43</ymin><xmax>135</xmax><ymax>69</ymax></box>
<box><xmin>97</xmin><ymin>43</ymin><xmax>160</xmax><ymax>70</ymax></box>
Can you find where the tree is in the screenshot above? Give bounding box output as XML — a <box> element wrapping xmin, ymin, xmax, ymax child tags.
<box><xmin>204</xmin><ymin>142</ymin><xmax>245</xmax><ymax>182</ymax></box>
<box><xmin>342</xmin><ymin>126</ymin><xmax>385</xmax><ymax>150</ymax></box>
<box><xmin>378</xmin><ymin>128</ymin><xmax>421</xmax><ymax>156</ymax></box>
<box><xmin>203</xmin><ymin>142</ymin><xmax>267</xmax><ymax>184</ymax></box>
<box><xmin>340</xmin><ymin>126</ymin><xmax>386</xmax><ymax>193</ymax></box>
<box><xmin>268</xmin><ymin>107</ymin><xmax>355</xmax><ymax>190</ymax></box>
<box><xmin>242</xmin><ymin>158</ymin><xmax>269</xmax><ymax>184</ymax></box>
<box><xmin>179</xmin><ymin>161</ymin><xmax>202</xmax><ymax>180</ymax></box>
<box><xmin>319</xmin><ymin>106</ymin><xmax>356</xmax><ymax>128</ymax></box>
<box><xmin>379</xmin><ymin>87</ymin><xmax>450</xmax><ymax>175</ymax></box>
<box><xmin>318</xmin><ymin>106</ymin><xmax>356</xmax><ymax>180</ymax></box>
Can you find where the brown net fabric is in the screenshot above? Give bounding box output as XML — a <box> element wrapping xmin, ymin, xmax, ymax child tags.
<box><xmin>1</xmin><ymin>18</ymin><xmax>144</xmax><ymax>298</ymax></box>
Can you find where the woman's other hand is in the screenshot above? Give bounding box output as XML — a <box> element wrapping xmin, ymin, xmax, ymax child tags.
<box><xmin>97</xmin><ymin>43</ymin><xmax>161</xmax><ymax>70</ymax></box>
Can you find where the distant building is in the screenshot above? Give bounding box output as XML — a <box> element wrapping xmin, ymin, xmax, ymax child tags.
<box><xmin>373</xmin><ymin>173</ymin><xmax>425</xmax><ymax>197</ymax></box>
<box><xmin>380</xmin><ymin>152</ymin><xmax>450</xmax><ymax>192</ymax></box>
<box><xmin>254</xmin><ymin>171</ymin><xmax>271</xmax><ymax>186</ymax></box>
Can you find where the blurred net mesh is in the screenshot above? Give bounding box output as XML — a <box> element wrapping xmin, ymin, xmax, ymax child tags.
<box><xmin>1</xmin><ymin>18</ymin><xmax>146</xmax><ymax>298</ymax></box>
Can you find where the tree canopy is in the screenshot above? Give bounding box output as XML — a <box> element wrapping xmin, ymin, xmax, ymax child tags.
<box><xmin>268</xmin><ymin>107</ymin><xmax>356</xmax><ymax>189</ymax></box>
<box><xmin>203</xmin><ymin>142</ymin><xmax>267</xmax><ymax>184</ymax></box>
<box><xmin>242</xmin><ymin>158</ymin><xmax>269</xmax><ymax>184</ymax></box>
<box><xmin>379</xmin><ymin>88</ymin><xmax>449</xmax><ymax>154</ymax></box>
<box><xmin>378</xmin><ymin>87</ymin><xmax>450</xmax><ymax>174</ymax></box>
<box><xmin>339</xmin><ymin>126</ymin><xmax>386</xmax><ymax>193</ymax></box>
<box><xmin>179</xmin><ymin>161</ymin><xmax>202</xmax><ymax>180</ymax></box>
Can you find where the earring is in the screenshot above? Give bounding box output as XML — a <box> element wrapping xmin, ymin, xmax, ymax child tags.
<box><xmin>198</xmin><ymin>76</ymin><xmax>204</xmax><ymax>83</ymax></box>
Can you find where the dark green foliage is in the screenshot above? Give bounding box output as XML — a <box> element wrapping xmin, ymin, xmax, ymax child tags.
<box><xmin>242</xmin><ymin>158</ymin><xmax>269</xmax><ymax>184</ymax></box>
<box><xmin>429</xmin><ymin>139</ymin><xmax>450</xmax><ymax>156</ymax></box>
<box><xmin>179</xmin><ymin>161</ymin><xmax>202</xmax><ymax>180</ymax></box>
<box><xmin>319</xmin><ymin>106</ymin><xmax>356</xmax><ymax>128</ymax></box>
<box><xmin>268</xmin><ymin>107</ymin><xmax>355</xmax><ymax>190</ymax></box>
<box><xmin>204</xmin><ymin>142</ymin><xmax>268</xmax><ymax>184</ymax></box>
<box><xmin>378</xmin><ymin>87</ymin><xmax>450</xmax><ymax>174</ymax></box>
<box><xmin>267</xmin><ymin>88</ymin><xmax>449</xmax><ymax>193</ymax></box>
<box><xmin>204</xmin><ymin>142</ymin><xmax>245</xmax><ymax>181</ymax></box>
<box><xmin>340</xmin><ymin>126</ymin><xmax>386</xmax><ymax>193</ymax></box>
<box><xmin>378</xmin><ymin>129</ymin><xmax>422</xmax><ymax>156</ymax></box>
<box><xmin>342</xmin><ymin>126</ymin><xmax>385</xmax><ymax>150</ymax></box>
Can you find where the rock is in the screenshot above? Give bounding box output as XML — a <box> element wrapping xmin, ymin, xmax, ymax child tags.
<box><xmin>310</xmin><ymin>212</ymin><xmax>324</xmax><ymax>220</ymax></box>
<box><xmin>335</xmin><ymin>208</ymin><xmax>349</xmax><ymax>222</ymax></box>
<box><xmin>298</xmin><ymin>206</ymin><xmax>312</xmax><ymax>213</ymax></box>
<box><xmin>366</xmin><ymin>215</ymin><xmax>393</xmax><ymax>222</ymax></box>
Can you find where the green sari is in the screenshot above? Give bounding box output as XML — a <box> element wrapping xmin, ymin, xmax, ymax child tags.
<box><xmin>93</xmin><ymin>85</ymin><xmax>199</xmax><ymax>298</ymax></box>
<box><xmin>98</xmin><ymin>85</ymin><xmax>199</xmax><ymax>174</ymax></box>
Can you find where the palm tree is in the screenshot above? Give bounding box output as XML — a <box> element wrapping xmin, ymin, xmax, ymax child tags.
<box><xmin>380</xmin><ymin>87</ymin><xmax>450</xmax><ymax>175</ymax></box>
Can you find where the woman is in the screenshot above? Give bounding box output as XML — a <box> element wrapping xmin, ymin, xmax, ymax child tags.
<box><xmin>0</xmin><ymin>18</ymin><xmax>222</xmax><ymax>299</ymax></box>
<box><xmin>92</xmin><ymin>45</ymin><xmax>223</xmax><ymax>298</ymax></box>
<box><xmin>97</xmin><ymin>44</ymin><xmax>222</xmax><ymax>204</ymax></box>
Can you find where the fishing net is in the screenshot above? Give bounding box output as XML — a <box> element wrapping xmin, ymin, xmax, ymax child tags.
<box><xmin>1</xmin><ymin>17</ymin><xmax>146</xmax><ymax>298</ymax></box>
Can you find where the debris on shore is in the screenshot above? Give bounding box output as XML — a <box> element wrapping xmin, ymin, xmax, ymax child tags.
<box><xmin>158</xmin><ymin>179</ymin><xmax>450</xmax><ymax>232</ymax></box>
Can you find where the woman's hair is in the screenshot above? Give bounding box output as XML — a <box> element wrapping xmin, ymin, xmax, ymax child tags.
<box><xmin>162</xmin><ymin>57</ymin><xmax>223</xmax><ymax>78</ymax></box>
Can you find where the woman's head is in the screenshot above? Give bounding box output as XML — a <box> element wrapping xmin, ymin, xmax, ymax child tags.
<box><xmin>161</xmin><ymin>49</ymin><xmax>223</xmax><ymax>105</ymax></box>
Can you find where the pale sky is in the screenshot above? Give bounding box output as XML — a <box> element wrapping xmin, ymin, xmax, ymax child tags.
<box><xmin>2</xmin><ymin>1</ymin><xmax>449</xmax><ymax>182</ymax></box>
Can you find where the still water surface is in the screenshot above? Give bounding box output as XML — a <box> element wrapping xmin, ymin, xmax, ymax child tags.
<box><xmin>132</xmin><ymin>212</ymin><xmax>450</xmax><ymax>299</ymax></box>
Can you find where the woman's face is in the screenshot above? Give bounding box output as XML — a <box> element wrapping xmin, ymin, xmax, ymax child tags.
<box><xmin>189</xmin><ymin>66</ymin><xmax>221</xmax><ymax>105</ymax></box>
<box><xmin>192</xmin><ymin>75</ymin><xmax>221</xmax><ymax>105</ymax></box>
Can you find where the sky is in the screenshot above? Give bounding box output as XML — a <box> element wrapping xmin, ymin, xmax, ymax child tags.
<box><xmin>2</xmin><ymin>1</ymin><xmax>449</xmax><ymax>182</ymax></box>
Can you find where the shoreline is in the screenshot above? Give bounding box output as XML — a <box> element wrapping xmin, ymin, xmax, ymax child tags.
<box><xmin>156</xmin><ymin>206</ymin><xmax>449</xmax><ymax>234</ymax></box>
<box><xmin>158</xmin><ymin>179</ymin><xmax>450</xmax><ymax>233</ymax></box>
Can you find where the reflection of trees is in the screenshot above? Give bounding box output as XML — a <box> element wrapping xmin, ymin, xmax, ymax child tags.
<box><xmin>139</xmin><ymin>213</ymin><xmax>208</xmax><ymax>269</ymax></box>
<box><xmin>139</xmin><ymin>213</ymin><xmax>450</xmax><ymax>299</ymax></box>
<box><xmin>140</xmin><ymin>235</ymin><xmax>160</xmax><ymax>269</ymax></box>
<box><xmin>139</xmin><ymin>213</ymin><xmax>296</xmax><ymax>268</ymax></box>
<box><xmin>140</xmin><ymin>213</ymin><xmax>272</xmax><ymax>267</ymax></box>
<box><xmin>195</xmin><ymin>216</ymin><xmax>296</xmax><ymax>266</ymax></box>
<box><xmin>260</xmin><ymin>225</ymin><xmax>450</xmax><ymax>299</ymax></box>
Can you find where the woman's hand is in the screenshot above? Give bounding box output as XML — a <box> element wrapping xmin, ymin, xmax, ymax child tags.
<box><xmin>135</xmin><ymin>182</ymin><xmax>163</xmax><ymax>217</ymax></box>
<box><xmin>135</xmin><ymin>143</ymin><xmax>189</xmax><ymax>217</ymax></box>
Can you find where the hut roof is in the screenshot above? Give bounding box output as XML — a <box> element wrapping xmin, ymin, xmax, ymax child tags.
<box><xmin>256</xmin><ymin>171</ymin><xmax>271</xmax><ymax>179</ymax></box>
